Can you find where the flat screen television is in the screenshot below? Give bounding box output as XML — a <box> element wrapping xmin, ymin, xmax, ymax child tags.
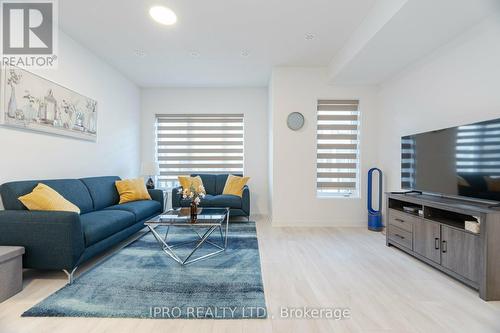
<box><xmin>401</xmin><ymin>117</ymin><xmax>500</xmax><ymax>203</ymax></box>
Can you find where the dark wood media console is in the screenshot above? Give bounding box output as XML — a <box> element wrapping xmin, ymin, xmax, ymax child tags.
<box><xmin>386</xmin><ymin>192</ymin><xmax>500</xmax><ymax>301</ymax></box>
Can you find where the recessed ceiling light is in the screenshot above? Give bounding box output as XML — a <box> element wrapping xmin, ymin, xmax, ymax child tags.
<box><xmin>241</xmin><ymin>49</ymin><xmax>250</xmax><ymax>57</ymax></box>
<box><xmin>149</xmin><ymin>6</ymin><xmax>177</xmax><ymax>25</ymax></box>
<box><xmin>189</xmin><ymin>50</ymin><xmax>200</xmax><ymax>57</ymax></box>
<box><xmin>133</xmin><ymin>49</ymin><xmax>147</xmax><ymax>58</ymax></box>
<box><xmin>305</xmin><ymin>33</ymin><xmax>316</xmax><ymax>40</ymax></box>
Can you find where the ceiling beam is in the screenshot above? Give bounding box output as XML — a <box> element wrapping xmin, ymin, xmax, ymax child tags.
<box><xmin>327</xmin><ymin>0</ymin><xmax>499</xmax><ymax>85</ymax></box>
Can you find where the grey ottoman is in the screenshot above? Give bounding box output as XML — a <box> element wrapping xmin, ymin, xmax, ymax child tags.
<box><xmin>0</xmin><ymin>246</ymin><xmax>25</xmax><ymax>303</ymax></box>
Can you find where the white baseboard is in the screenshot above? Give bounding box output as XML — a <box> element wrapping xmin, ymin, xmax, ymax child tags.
<box><xmin>270</xmin><ymin>219</ymin><xmax>367</xmax><ymax>227</ymax></box>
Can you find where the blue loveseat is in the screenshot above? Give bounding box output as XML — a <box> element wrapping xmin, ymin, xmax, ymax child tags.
<box><xmin>172</xmin><ymin>174</ymin><xmax>250</xmax><ymax>218</ymax></box>
<box><xmin>0</xmin><ymin>176</ymin><xmax>163</xmax><ymax>283</ymax></box>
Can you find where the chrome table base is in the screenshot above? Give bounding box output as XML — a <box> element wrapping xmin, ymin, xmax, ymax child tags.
<box><xmin>147</xmin><ymin>211</ymin><xmax>229</xmax><ymax>265</ymax></box>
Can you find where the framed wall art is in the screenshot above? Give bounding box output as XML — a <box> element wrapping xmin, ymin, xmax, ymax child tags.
<box><xmin>0</xmin><ymin>66</ymin><xmax>97</xmax><ymax>141</ymax></box>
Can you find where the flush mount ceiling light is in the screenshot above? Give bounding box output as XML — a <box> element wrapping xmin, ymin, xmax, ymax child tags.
<box><xmin>305</xmin><ymin>33</ymin><xmax>316</xmax><ymax>40</ymax></box>
<box><xmin>241</xmin><ymin>49</ymin><xmax>251</xmax><ymax>57</ymax></box>
<box><xmin>149</xmin><ymin>6</ymin><xmax>177</xmax><ymax>25</ymax></box>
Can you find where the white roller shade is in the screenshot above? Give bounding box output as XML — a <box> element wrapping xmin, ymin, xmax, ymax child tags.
<box><xmin>316</xmin><ymin>100</ymin><xmax>360</xmax><ymax>197</ymax></box>
<box><xmin>156</xmin><ymin>114</ymin><xmax>244</xmax><ymax>188</ymax></box>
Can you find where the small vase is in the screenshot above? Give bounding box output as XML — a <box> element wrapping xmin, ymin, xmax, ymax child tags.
<box><xmin>23</xmin><ymin>104</ymin><xmax>35</xmax><ymax>121</ymax></box>
<box><xmin>190</xmin><ymin>202</ymin><xmax>198</xmax><ymax>222</ymax></box>
<box><xmin>7</xmin><ymin>85</ymin><xmax>17</xmax><ymax>118</ymax></box>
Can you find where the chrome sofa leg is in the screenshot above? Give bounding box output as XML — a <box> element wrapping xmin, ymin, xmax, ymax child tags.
<box><xmin>63</xmin><ymin>266</ymin><xmax>78</xmax><ymax>285</ymax></box>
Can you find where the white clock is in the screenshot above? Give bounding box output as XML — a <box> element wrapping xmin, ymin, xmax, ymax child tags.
<box><xmin>287</xmin><ymin>112</ymin><xmax>305</xmax><ymax>131</ymax></box>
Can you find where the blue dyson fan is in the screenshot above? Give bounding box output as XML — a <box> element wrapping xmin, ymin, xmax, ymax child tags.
<box><xmin>367</xmin><ymin>168</ymin><xmax>383</xmax><ymax>231</ymax></box>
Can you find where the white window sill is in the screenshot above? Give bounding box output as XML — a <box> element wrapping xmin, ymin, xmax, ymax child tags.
<box><xmin>317</xmin><ymin>194</ymin><xmax>360</xmax><ymax>199</ymax></box>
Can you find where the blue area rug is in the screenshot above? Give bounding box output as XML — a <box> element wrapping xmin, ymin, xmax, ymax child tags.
<box><xmin>23</xmin><ymin>222</ymin><xmax>267</xmax><ymax>319</ymax></box>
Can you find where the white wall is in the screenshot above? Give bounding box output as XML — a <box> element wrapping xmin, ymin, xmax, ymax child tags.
<box><xmin>141</xmin><ymin>88</ymin><xmax>269</xmax><ymax>216</ymax></box>
<box><xmin>269</xmin><ymin>67</ymin><xmax>380</xmax><ymax>226</ymax></box>
<box><xmin>0</xmin><ymin>32</ymin><xmax>141</xmax><ymax>208</ymax></box>
<box><xmin>267</xmin><ymin>78</ymin><xmax>274</xmax><ymax>218</ymax></box>
<box><xmin>377</xmin><ymin>15</ymin><xmax>500</xmax><ymax>191</ymax></box>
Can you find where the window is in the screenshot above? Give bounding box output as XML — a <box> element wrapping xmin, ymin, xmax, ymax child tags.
<box><xmin>316</xmin><ymin>100</ymin><xmax>360</xmax><ymax>197</ymax></box>
<box><xmin>156</xmin><ymin>114</ymin><xmax>244</xmax><ymax>188</ymax></box>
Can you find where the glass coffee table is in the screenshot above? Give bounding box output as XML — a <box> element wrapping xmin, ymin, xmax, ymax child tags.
<box><xmin>145</xmin><ymin>207</ymin><xmax>229</xmax><ymax>265</ymax></box>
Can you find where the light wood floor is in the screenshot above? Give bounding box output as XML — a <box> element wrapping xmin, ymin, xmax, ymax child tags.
<box><xmin>1</xmin><ymin>216</ymin><xmax>500</xmax><ymax>333</ymax></box>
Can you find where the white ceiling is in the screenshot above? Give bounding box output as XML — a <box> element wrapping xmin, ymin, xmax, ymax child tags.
<box><xmin>328</xmin><ymin>0</ymin><xmax>500</xmax><ymax>85</ymax></box>
<box><xmin>59</xmin><ymin>0</ymin><xmax>376</xmax><ymax>87</ymax></box>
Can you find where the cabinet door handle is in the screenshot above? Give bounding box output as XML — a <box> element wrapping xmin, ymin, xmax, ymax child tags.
<box><xmin>394</xmin><ymin>218</ymin><xmax>405</xmax><ymax>223</ymax></box>
<box><xmin>395</xmin><ymin>234</ymin><xmax>405</xmax><ymax>239</ymax></box>
<box><xmin>442</xmin><ymin>240</ymin><xmax>447</xmax><ymax>253</ymax></box>
<box><xmin>434</xmin><ymin>238</ymin><xmax>440</xmax><ymax>250</ymax></box>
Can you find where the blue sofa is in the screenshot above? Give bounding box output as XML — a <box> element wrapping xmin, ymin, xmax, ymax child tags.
<box><xmin>0</xmin><ymin>176</ymin><xmax>163</xmax><ymax>283</ymax></box>
<box><xmin>172</xmin><ymin>174</ymin><xmax>249</xmax><ymax>218</ymax></box>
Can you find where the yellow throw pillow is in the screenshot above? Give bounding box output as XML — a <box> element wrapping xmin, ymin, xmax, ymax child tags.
<box><xmin>178</xmin><ymin>176</ymin><xmax>204</xmax><ymax>192</ymax></box>
<box><xmin>222</xmin><ymin>175</ymin><xmax>250</xmax><ymax>197</ymax></box>
<box><xmin>18</xmin><ymin>183</ymin><xmax>80</xmax><ymax>214</ymax></box>
<box><xmin>115</xmin><ymin>178</ymin><xmax>152</xmax><ymax>204</ymax></box>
